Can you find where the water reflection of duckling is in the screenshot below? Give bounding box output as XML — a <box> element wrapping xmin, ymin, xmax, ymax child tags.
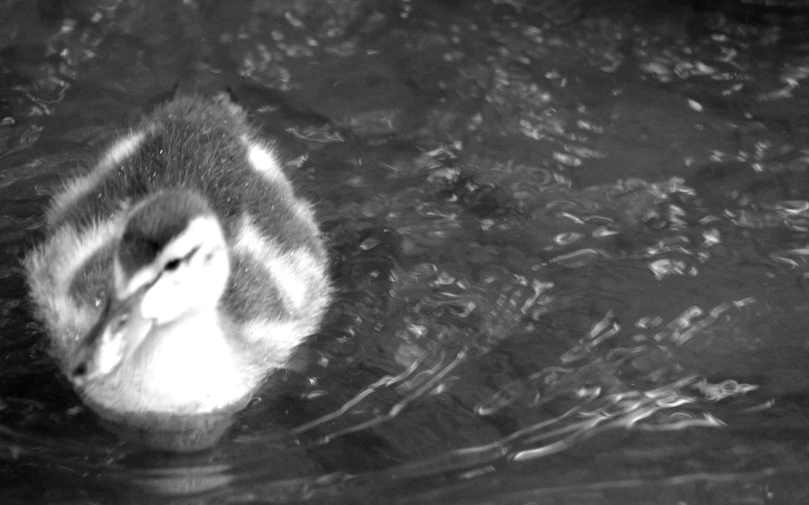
<box><xmin>25</xmin><ymin>94</ymin><xmax>332</xmax><ymax>421</ymax></box>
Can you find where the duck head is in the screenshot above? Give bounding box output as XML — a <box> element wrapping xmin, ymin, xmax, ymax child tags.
<box><xmin>71</xmin><ymin>190</ymin><xmax>231</xmax><ymax>384</ymax></box>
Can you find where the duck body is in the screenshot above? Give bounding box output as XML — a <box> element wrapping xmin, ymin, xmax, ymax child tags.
<box><xmin>25</xmin><ymin>95</ymin><xmax>332</xmax><ymax>418</ymax></box>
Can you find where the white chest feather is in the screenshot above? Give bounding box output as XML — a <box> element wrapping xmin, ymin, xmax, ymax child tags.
<box><xmin>135</xmin><ymin>313</ymin><xmax>253</xmax><ymax>413</ymax></box>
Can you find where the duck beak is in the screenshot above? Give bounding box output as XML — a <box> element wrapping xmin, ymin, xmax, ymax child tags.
<box><xmin>71</xmin><ymin>286</ymin><xmax>155</xmax><ymax>384</ymax></box>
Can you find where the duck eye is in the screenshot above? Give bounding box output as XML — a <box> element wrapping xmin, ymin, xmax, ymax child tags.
<box><xmin>114</xmin><ymin>314</ymin><xmax>129</xmax><ymax>331</ymax></box>
<box><xmin>73</xmin><ymin>362</ymin><xmax>87</xmax><ymax>377</ymax></box>
<box><xmin>164</xmin><ymin>258</ymin><xmax>182</xmax><ymax>271</ymax></box>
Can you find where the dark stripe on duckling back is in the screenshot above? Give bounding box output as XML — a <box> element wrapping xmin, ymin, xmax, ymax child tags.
<box><xmin>50</xmin><ymin>97</ymin><xmax>322</xmax><ymax>262</ymax></box>
<box><xmin>68</xmin><ymin>243</ymin><xmax>115</xmax><ymax>307</ymax></box>
<box><xmin>225</xmin><ymin>252</ymin><xmax>288</xmax><ymax>322</ymax></box>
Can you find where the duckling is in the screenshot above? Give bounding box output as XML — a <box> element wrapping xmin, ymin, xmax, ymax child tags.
<box><xmin>25</xmin><ymin>94</ymin><xmax>332</xmax><ymax>418</ymax></box>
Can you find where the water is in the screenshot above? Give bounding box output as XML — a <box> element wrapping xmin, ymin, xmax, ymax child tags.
<box><xmin>2</xmin><ymin>0</ymin><xmax>809</xmax><ymax>503</ymax></box>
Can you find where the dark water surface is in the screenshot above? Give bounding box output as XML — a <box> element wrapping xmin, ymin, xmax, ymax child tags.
<box><xmin>2</xmin><ymin>0</ymin><xmax>809</xmax><ymax>503</ymax></box>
